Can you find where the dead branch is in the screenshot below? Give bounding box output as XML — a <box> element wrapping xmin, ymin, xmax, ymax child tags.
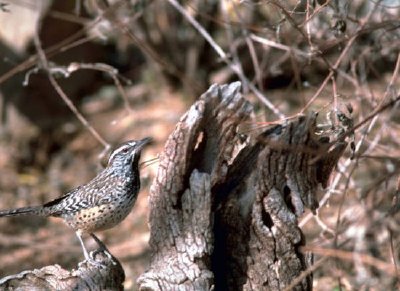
<box><xmin>0</xmin><ymin>240</ymin><xmax>125</xmax><ymax>290</ymax></box>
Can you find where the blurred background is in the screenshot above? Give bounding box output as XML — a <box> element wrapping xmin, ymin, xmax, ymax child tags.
<box><xmin>0</xmin><ymin>0</ymin><xmax>399</xmax><ymax>289</ymax></box>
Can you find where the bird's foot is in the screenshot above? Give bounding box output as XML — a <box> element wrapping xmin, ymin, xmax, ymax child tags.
<box><xmin>90</xmin><ymin>234</ymin><xmax>117</xmax><ymax>266</ymax></box>
<box><xmin>85</xmin><ymin>253</ymin><xmax>108</xmax><ymax>268</ymax></box>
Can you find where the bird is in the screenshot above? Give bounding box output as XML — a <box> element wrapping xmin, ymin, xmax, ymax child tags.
<box><xmin>0</xmin><ymin>137</ymin><xmax>152</xmax><ymax>265</ymax></box>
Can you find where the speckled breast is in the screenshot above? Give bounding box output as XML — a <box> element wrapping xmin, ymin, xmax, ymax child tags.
<box><xmin>64</xmin><ymin>194</ymin><xmax>137</xmax><ymax>233</ymax></box>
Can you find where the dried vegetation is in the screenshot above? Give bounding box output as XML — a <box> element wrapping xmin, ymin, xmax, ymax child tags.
<box><xmin>0</xmin><ymin>0</ymin><xmax>399</xmax><ymax>290</ymax></box>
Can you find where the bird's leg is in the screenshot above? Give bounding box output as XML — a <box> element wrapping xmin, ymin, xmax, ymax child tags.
<box><xmin>75</xmin><ymin>231</ymin><xmax>90</xmax><ymax>261</ymax></box>
<box><xmin>75</xmin><ymin>231</ymin><xmax>105</xmax><ymax>267</ymax></box>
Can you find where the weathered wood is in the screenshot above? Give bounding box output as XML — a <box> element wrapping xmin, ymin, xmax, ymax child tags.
<box><xmin>138</xmin><ymin>82</ymin><xmax>346</xmax><ymax>290</ymax></box>
<box><xmin>138</xmin><ymin>82</ymin><xmax>252</xmax><ymax>290</ymax></box>
<box><xmin>0</xmin><ymin>239</ymin><xmax>125</xmax><ymax>290</ymax></box>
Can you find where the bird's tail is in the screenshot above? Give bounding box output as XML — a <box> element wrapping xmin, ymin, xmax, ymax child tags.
<box><xmin>0</xmin><ymin>206</ymin><xmax>44</xmax><ymax>217</ymax></box>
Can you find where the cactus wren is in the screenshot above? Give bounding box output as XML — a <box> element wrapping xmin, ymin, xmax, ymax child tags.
<box><xmin>0</xmin><ymin>137</ymin><xmax>151</xmax><ymax>263</ymax></box>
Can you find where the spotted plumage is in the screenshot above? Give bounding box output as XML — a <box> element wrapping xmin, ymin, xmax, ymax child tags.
<box><xmin>0</xmin><ymin>137</ymin><xmax>151</xmax><ymax>263</ymax></box>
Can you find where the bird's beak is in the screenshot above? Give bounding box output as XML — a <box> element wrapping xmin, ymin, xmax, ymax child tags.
<box><xmin>136</xmin><ymin>137</ymin><xmax>153</xmax><ymax>151</ymax></box>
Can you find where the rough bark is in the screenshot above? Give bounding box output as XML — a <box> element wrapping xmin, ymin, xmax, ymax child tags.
<box><xmin>0</xmin><ymin>239</ymin><xmax>125</xmax><ymax>290</ymax></box>
<box><xmin>138</xmin><ymin>82</ymin><xmax>347</xmax><ymax>290</ymax></box>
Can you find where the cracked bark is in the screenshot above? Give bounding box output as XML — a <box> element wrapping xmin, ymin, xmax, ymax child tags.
<box><xmin>0</xmin><ymin>245</ymin><xmax>125</xmax><ymax>290</ymax></box>
<box><xmin>138</xmin><ymin>82</ymin><xmax>347</xmax><ymax>290</ymax></box>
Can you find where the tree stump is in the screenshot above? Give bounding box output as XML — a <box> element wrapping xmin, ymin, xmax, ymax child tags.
<box><xmin>138</xmin><ymin>82</ymin><xmax>347</xmax><ymax>290</ymax></box>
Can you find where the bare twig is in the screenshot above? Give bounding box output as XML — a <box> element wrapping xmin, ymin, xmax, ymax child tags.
<box><xmin>301</xmin><ymin>246</ymin><xmax>400</xmax><ymax>277</ymax></box>
<box><xmin>32</xmin><ymin>33</ymin><xmax>109</xmax><ymax>150</ymax></box>
<box><xmin>300</xmin><ymin>1</ymin><xmax>381</xmax><ymax>113</ymax></box>
<box><xmin>167</xmin><ymin>0</ymin><xmax>285</xmax><ymax>119</ymax></box>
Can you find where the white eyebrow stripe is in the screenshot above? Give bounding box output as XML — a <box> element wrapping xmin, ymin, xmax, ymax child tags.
<box><xmin>108</xmin><ymin>142</ymin><xmax>137</xmax><ymax>162</ymax></box>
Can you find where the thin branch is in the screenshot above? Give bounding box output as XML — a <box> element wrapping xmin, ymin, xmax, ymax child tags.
<box><xmin>32</xmin><ymin>33</ymin><xmax>110</xmax><ymax>150</ymax></box>
<box><xmin>301</xmin><ymin>246</ymin><xmax>400</xmax><ymax>277</ymax></box>
<box><xmin>167</xmin><ymin>0</ymin><xmax>285</xmax><ymax>119</ymax></box>
<box><xmin>300</xmin><ymin>1</ymin><xmax>381</xmax><ymax>113</ymax></box>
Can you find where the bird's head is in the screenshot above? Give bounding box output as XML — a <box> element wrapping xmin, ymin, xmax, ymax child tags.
<box><xmin>108</xmin><ymin>137</ymin><xmax>152</xmax><ymax>170</ymax></box>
